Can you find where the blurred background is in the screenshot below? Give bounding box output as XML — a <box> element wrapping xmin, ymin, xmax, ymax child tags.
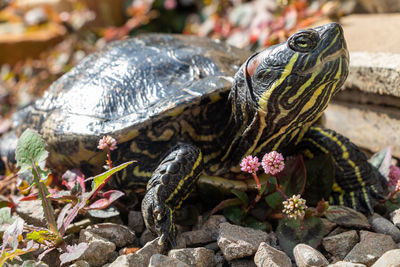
<box><xmin>0</xmin><ymin>0</ymin><xmax>399</xmax><ymax>157</ymax></box>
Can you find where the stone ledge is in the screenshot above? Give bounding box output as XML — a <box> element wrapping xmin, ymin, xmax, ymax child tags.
<box><xmin>324</xmin><ymin>102</ymin><xmax>400</xmax><ymax>158</ymax></box>
<box><xmin>343</xmin><ymin>52</ymin><xmax>400</xmax><ymax>97</ymax></box>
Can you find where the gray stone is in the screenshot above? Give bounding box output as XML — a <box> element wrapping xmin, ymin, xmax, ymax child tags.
<box><xmin>293</xmin><ymin>243</ymin><xmax>329</xmax><ymax>267</ymax></box>
<box><xmin>78</xmin><ymin>229</ymin><xmax>116</xmax><ymax>267</ymax></box>
<box><xmin>321</xmin><ymin>218</ymin><xmax>337</xmax><ymax>237</ymax></box>
<box><xmin>204</xmin><ymin>241</ymin><xmax>219</xmax><ymax>251</ymax></box>
<box><xmin>128</xmin><ymin>210</ymin><xmax>145</xmax><ymax>234</ymax></box>
<box><xmin>344</xmin><ymin>52</ymin><xmax>400</xmax><ymax>96</ymax></box>
<box><xmin>328</xmin><ymin>227</ymin><xmax>348</xmax><ymax>237</ymax></box>
<box><xmin>177</xmin><ymin>229</ymin><xmax>215</xmax><ymax>247</ymax></box>
<box><xmin>217</xmin><ymin>222</ymin><xmax>268</xmax><ymax>261</ymax></box>
<box><xmin>15</xmin><ymin>200</ymin><xmax>46</xmax><ymax>227</ymax></box>
<box><xmin>136</xmin><ymin>237</ymin><xmax>164</xmax><ymax>266</ymax></box>
<box><xmin>65</xmin><ymin>218</ymin><xmax>92</xmax><ymax>235</ymax></box>
<box><xmin>107</xmin><ymin>251</ymin><xmax>119</xmax><ymax>263</ymax></box>
<box><xmin>369</xmin><ymin>213</ymin><xmax>400</xmax><ymax>243</ymax></box>
<box><xmin>390</xmin><ymin>209</ymin><xmax>400</xmax><ymax>228</ymax></box>
<box><xmin>230</xmin><ymin>259</ymin><xmax>257</xmax><ymax>267</ymax></box>
<box><xmin>86</xmin><ymin>223</ymin><xmax>137</xmax><ymax>247</ymax></box>
<box><xmin>107</xmin><ymin>253</ymin><xmax>146</xmax><ymax>267</ymax></box>
<box><xmin>18</xmin><ymin>260</ymin><xmax>49</xmax><ymax>267</ymax></box>
<box><xmin>371</xmin><ymin>248</ymin><xmax>400</xmax><ymax>267</ymax></box>
<box><xmin>344</xmin><ymin>230</ymin><xmax>397</xmax><ymax>266</ymax></box>
<box><xmin>201</xmin><ymin>215</ymin><xmax>227</xmax><ymax>239</ymax></box>
<box><xmin>214</xmin><ymin>250</ymin><xmax>226</xmax><ymax>267</ymax></box>
<box><xmin>69</xmin><ymin>260</ymin><xmax>90</xmax><ymax>267</ymax></box>
<box><xmin>254</xmin><ymin>242</ymin><xmax>291</xmax><ymax>267</ymax></box>
<box><xmin>168</xmin><ymin>247</ymin><xmax>215</xmax><ymax>267</ymax></box>
<box><xmin>322</xmin><ymin>230</ymin><xmax>359</xmax><ymax>259</ymax></box>
<box><xmin>139</xmin><ymin>228</ymin><xmax>157</xmax><ymax>246</ymax></box>
<box><xmin>149</xmin><ymin>254</ymin><xmax>189</xmax><ymax>267</ymax></box>
<box><xmin>328</xmin><ymin>262</ymin><xmax>366</xmax><ymax>267</ymax></box>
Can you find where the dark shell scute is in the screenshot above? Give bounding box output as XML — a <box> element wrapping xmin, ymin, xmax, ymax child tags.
<box><xmin>34</xmin><ymin>34</ymin><xmax>249</xmax><ymax>128</ymax></box>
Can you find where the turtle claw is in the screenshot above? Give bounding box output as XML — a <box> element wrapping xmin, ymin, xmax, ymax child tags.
<box><xmin>142</xmin><ymin>187</ymin><xmax>177</xmax><ymax>247</ymax></box>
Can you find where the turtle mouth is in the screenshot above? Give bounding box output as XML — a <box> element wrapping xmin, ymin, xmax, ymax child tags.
<box><xmin>294</xmin><ymin>47</ymin><xmax>349</xmax><ymax>76</ymax></box>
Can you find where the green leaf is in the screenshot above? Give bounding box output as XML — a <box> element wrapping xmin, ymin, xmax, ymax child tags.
<box><xmin>223</xmin><ymin>206</ymin><xmax>246</xmax><ymax>225</ymax></box>
<box><xmin>90</xmin><ymin>161</ymin><xmax>135</xmax><ymax>192</ymax></box>
<box><xmin>210</xmin><ymin>198</ymin><xmax>242</xmax><ymax>215</ymax></box>
<box><xmin>303</xmin><ymin>154</ymin><xmax>334</xmax><ymax>206</ymax></box>
<box><xmin>231</xmin><ymin>189</ymin><xmax>249</xmax><ymax>206</ymax></box>
<box><xmin>278</xmin><ymin>155</ymin><xmax>306</xmax><ymax>196</ymax></box>
<box><xmin>277</xmin><ymin>216</ymin><xmax>325</xmax><ymax>259</ymax></box>
<box><xmin>265</xmin><ymin>191</ymin><xmax>283</xmax><ymax>210</ymax></box>
<box><xmin>369</xmin><ymin>146</ymin><xmax>392</xmax><ymax>179</ymax></box>
<box><xmin>15</xmin><ymin>129</ymin><xmax>48</xmax><ymax>174</ymax></box>
<box><xmin>325</xmin><ymin>205</ymin><xmax>371</xmax><ymax>229</ymax></box>
<box><xmin>384</xmin><ymin>199</ymin><xmax>400</xmax><ymax>213</ymax></box>
<box><xmin>0</xmin><ymin>248</ymin><xmax>35</xmax><ymax>267</ymax></box>
<box><xmin>26</xmin><ymin>230</ymin><xmax>57</xmax><ymax>244</ymax></box>
<box><xmin>243</xmin><ymin>216</ymin><xmax>267</xmax><ymax>231</ymax></box>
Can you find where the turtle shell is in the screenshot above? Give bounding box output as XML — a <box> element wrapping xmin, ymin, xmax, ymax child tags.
<box><xmin>18</xmin><ymin>34</ymin><xmax>250</xmax><ymax>171</ymax></box>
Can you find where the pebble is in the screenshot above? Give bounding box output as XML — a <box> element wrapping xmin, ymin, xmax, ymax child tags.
<box><xmin>327</xmin><ymin>261</ymin><xmax>366</xmax><ymax>267</ymax></box>
<box><xmin>128</xmin><ymin>210</ymin><xmax>145</xmax><ymax>234</ymax></box>
<box><xmin>69</xmin><ymin>260</ymin><xmax>90</xmax><ymax>267</ymax></box>
<box><xmin>15</xmin><ymin>200</ymin><xmax>46</xmax><ymax>227</ymax></box>
<box><xmin>217</xmin><ymin>222</ymin><xmax>268</xmax><ymax>261</ymax></box>
<box><xmin>107</xmin><ymin>253</ymin><xmax>146</xmax><ymax>267</ymax></box>
<box><xmin>371</xmin><ymin>248</ymin><xmax>400</xmax><ymax>267</ymax></box>
<box><xmin>136</xmin><ymin>237</ymin><xmax>165</xmax><ymax>266</ymax></box>
<box><xmin>168</xmin><ymin>247</ymin><xmax>215</xmax><ymax>267</ymax></box>
<box><xmin>201</xmin><ymin>215</ymin><xmax>227</xmax><ymax>239</ymax></box>
<box><xmin>344</xmin><ymin>230</ymin><xmax>397</xmax><ymax>266</ymax></box>
<box><xmin>321</xmin><ymin>218</ymin><xmax>337</xmax><ymax>236</ymax></box>
<box><xmin>390</xmin><ymin>209</ymin><xmax>400</xmax><ymax>228</ymax></box>
<box><xmin>369</xmin><ymin>213</ymin><xmax>400</xmax><ymax>242</ymax></box>
<box><xmin>322</xmin><ymin>230</ymin><xmax>359</xmax><ymax>259</ymax></box>
<box><xmin>293</xmin><ymin>243</ymin><xmax>329</xmax><ymax>267</ymax></box>
<box><xmin>86</xmin><ymin>223</ymin><xmax>137</xmax><ymax>247</ymax></box>
<box><xmin>214</xmin><ymin>250</ymin><xmax>226</xmax><ymax>267</ymax></box>
<box><xmin>78</xmin><ymin>229</ymin><xmax>116</xmax><ymax>267</ymax></box>
<box><xmin>139</xmin><ymin>228</ymin><xmax>157</xmax><ymax>246</ymax></box>
<box><xmin>177</xmin><ymin>229</ymin><xmax>215</xmax><ymax>247</ymax></box>
<box><xmin>149</xmin><ymin>254</ymin><xmax>189</xmax><ymax>267</ymax></box>
<box><xmin>229</xmin><ymin>259</ymin><xmax>257</xmax><ymax>267</ymax></box>
<box><xmin>204</xmin><ymin>241</ymin><xmax>219</xmax><ymax>251</ymax></box>
<box><xmin>254</xmin><ymin>242</ymin><xmax>291</xmax><ymax>267</ymax></box>
<box><xmin>327</xmin><ymin>227</ymin><xmax>348</xmax><ymax>237</ymax></box>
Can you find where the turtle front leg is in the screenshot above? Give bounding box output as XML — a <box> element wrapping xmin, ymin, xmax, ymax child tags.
<box><xmin>141</xmin><ymin>143</ymin><xmax>203</xmax><ymax>247</ymax></box>
<box><xmin>298</xmin><ymin>126</ymin><xmax>387</xmax><ymax>213</ymax></box>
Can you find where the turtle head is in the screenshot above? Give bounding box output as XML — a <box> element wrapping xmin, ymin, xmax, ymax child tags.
<box><xmin>232</xmin><ymin>22</ymin><xmax>349</xmax><ymax>129</ymax></box>
<box><xmin>142</xmin><ymin>187</ymin><xmax>177</xmax><ymax>247</ymax></box>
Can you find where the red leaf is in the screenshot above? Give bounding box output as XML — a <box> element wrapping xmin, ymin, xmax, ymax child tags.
<box><xmin>62</xmin><ymin>169</ymin><xmax>86</xmax><ymax>192</ymax></box>
<box><xmin>86</xmin><ymin>190</ymin><xmax>124</xmax><ymax>210</ymax></box>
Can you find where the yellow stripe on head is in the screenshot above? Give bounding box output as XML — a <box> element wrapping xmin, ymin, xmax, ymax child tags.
<box><xmin>258</xmin><ymin>53</ymin><xmax>299</xmax><ymax>110</ymax></box>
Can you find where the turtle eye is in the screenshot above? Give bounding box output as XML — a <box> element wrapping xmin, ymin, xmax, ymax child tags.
<box><xmin>288</xmin><ymin>30</ymin><xmax>319</xmax><ymax>53</ymax></box>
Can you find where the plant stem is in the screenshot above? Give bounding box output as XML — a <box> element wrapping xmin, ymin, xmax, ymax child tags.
<box><xmin>31</xmin><ymin>160</ymin><xmax>61</xmax><ymax>242</ymax></box>
<box><xmin>91</xmin><ymin>149</ymin><xmax>113</xmax><ymax>200</ymax></box>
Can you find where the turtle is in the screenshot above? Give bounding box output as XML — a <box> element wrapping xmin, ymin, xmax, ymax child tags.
<box><xmin>0</xmin><ymin>22</ymin><xmax>387</xmax><ymax>246</ymax></box>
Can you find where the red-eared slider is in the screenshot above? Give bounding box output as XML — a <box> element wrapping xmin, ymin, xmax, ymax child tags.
<box><xmin>0</xmin><ymin>23</ymin><xmax>386</xmax><ymax>246</ymax></box>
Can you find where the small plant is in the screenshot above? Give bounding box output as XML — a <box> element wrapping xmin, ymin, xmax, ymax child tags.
<box><xmin>0</xmin><ymin>130</ymin><xmax>133</xmax><ymax>265</ymax></box>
